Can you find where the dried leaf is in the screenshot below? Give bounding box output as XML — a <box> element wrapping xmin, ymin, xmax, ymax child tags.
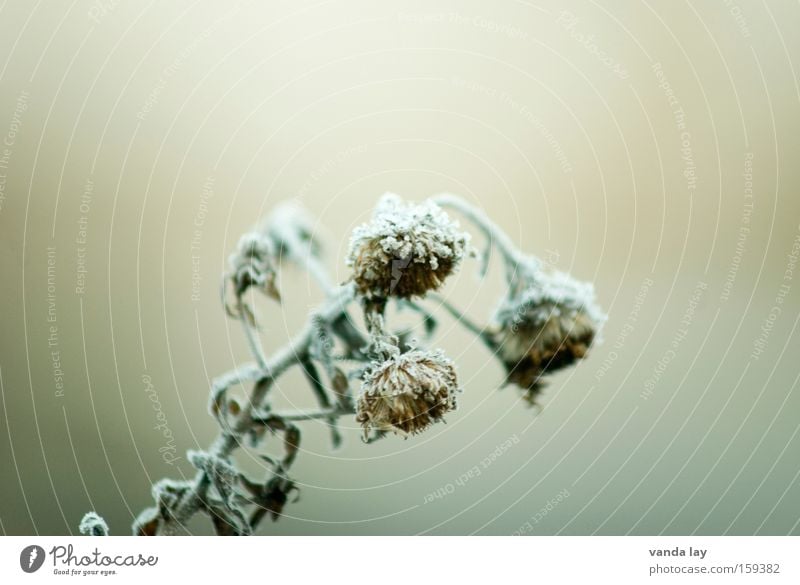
<box><xmin>79</xmin><ymin>511</ymin><xmax>109</xmax><ymax>536</ymax></box>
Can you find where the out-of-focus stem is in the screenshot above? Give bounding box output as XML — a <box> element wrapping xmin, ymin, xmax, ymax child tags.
<box><xmin>426</xmin><ymin>292</ymin><xmax>497</xmax><ymax>352</ymax></box>
<box><xmin>267</xmin><ymin>205</ymin><xmax>367</xmax><ymax>355</ymax></box>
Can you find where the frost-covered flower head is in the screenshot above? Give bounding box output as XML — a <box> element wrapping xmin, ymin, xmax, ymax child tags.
<box><xmin>347</xmin><ymin>194</ymin><xmax>469</xmax><ymax>299</ymax></box>
<box><xmin>79</xmin><ymin>511</ymin><xmax>109</xmax><ymax>536</ymax></box>
<box><xmin>493</xmin><ymin>264</ymin><xmax>605</xmax><ymax>393</ymax></box>
<box><xmin>224</xmin><ymin>232</ymin><xmax>280</xmax><ymax>324</ymax></box>
<box><xmin>356</xmin><ymin>348</ymin><xmax>460</xmax><ymax>438</ymax></box>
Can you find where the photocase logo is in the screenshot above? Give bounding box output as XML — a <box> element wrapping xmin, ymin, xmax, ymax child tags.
<box><xmin>19</xmin><ymin>545</ymin><xmax>45</xmax><ymax>573</ymax></box>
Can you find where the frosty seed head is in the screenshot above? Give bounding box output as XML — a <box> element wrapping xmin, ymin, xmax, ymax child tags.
<box><xmin>224</xmin><ymin>232</ymin><xmax>280</xmax><ymax>324</ymax></box>
<box><xmin>493</xmin><ymin>268</ymin><xmax>605</xmax><ymax>393</ymax></box>
<box><xmin>347</xmin><ymin>194</ymin><xmax>469</xmax><ymax>299</ymax></box>
<box><xmin>356</xmin><ymin>348</ymin><xmax>460</xmax><ymax>438</ymax></box>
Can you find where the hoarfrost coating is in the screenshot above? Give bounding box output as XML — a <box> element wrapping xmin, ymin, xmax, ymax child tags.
<box><xmin>81</xmin><ymin>193</ymin><xmax>603</xmax><ymax>535</ymax></box>
<box><xmin>347</xmin><ymin>193</ymin><xmax>470</xmax><ymax>298</ymax></box>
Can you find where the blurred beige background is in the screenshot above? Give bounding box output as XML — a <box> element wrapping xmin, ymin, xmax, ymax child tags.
<box><xmin>1</xmin><ymin>0</ymin><xmax>799</xmax><ymax>535</ymax></box>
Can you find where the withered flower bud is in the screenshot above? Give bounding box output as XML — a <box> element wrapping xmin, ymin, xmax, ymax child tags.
<box><xmin>356</xmin><ymin>349</ymin><xmax>460</xmax><ymax>438</ymax></box>
<box><xmin>347</xmin><ymin>194</ymin><xmax>469</xmax><ymax>299</ymax></box>
<box><xmin>493</xmin><ymin>268</ymin><xmax>605</xmax><ymax>396</ymax></box>
<box><xmin>223</xmin><ymin>232</ymin><xmax>280</xmax><ymax>324</ymax></box>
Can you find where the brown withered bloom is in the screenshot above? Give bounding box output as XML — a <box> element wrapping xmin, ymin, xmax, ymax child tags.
<box><xmin>347</xmin><ymin>194</ymin><xmax>469</xmax><ymax>299</ymax></box>
<box><xmin>356</xmin><ymin>349</ymin><xmax>460</xmax><ymax>438</ymax></box>
<box><xmin>85</xmin><ymin>192</ymin><xmax>610</xmax><ymax>537</ymax></box>
<box><xmin>493</xmin><ymin>268</ymin><xmax>605</xmax><ymax>398</ymax></box>
<box><xmin>240</xmin><ymin>474</ymin><xmax>299</xmax><ymax>526</ymax></box>
<box><xmin>223</xmin><ymin>232</ymin><xmax>280</xmax><ymax>325</ymax></box>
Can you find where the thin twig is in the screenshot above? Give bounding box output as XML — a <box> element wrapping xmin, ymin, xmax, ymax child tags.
<box><xmin>299</xmin><ymin>356</ymin><xmax>343</xmax><ymax>447</ymax></box>
<box><xmin>239</xmin><ymin>305</ymin><xmax>270</xmax><ymax>372</ymax></box>
<box><xmin>171</xmin><ymin>285</ymin><xmax>356</xmax><ymax>530</ymax></box>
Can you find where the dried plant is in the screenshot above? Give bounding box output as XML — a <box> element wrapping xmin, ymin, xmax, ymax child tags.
<box><xmin>81</xmin><ymin>193</ymin><xmax>605</xmax><ymax>536</ymax></box>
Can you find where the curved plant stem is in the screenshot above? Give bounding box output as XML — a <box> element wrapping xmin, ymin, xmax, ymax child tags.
<box><xmin>82</xmin><ymin>194</ymin><xmax>598</xmax><ymax>537</ymax></box>
<box><xmin>426</xmin><ymin>292</ymin><xmax>497</xmax><ymax>352</ymax></box>
<box><xmin>240</xmin><ymin>306</ymin><xmax>270</xmax><ymax>372</ymax></box>
<box><xmin>170</xmin><ymin>284</ymin><xmax>356</xmax><ymax>530</ymax></box>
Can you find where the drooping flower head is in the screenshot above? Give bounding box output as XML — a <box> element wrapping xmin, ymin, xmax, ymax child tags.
<box><xmin>356</xmin><ymin>348</ymin><xmax>460</xmax><ymax>438</ymax></box>
<box><xmin>223</xmin><ymin>232</ymin><xmax>280</xmax><ymax>324</ymax></box>
<box><xmin>347</xmin><ymin>194</ymin><xmax>469</xmax><ymax>299</ymax></box>
<box><xmin>493</xmin><ymin>265</ymin><xmax>605</xmax><ymax>397</ymax></box>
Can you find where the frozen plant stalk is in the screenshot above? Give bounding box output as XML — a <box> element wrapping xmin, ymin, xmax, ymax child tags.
<box><xmin>83</xmin><ymin>193</ymin><xmax>605</xmax><ymax>536</ymax></box>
